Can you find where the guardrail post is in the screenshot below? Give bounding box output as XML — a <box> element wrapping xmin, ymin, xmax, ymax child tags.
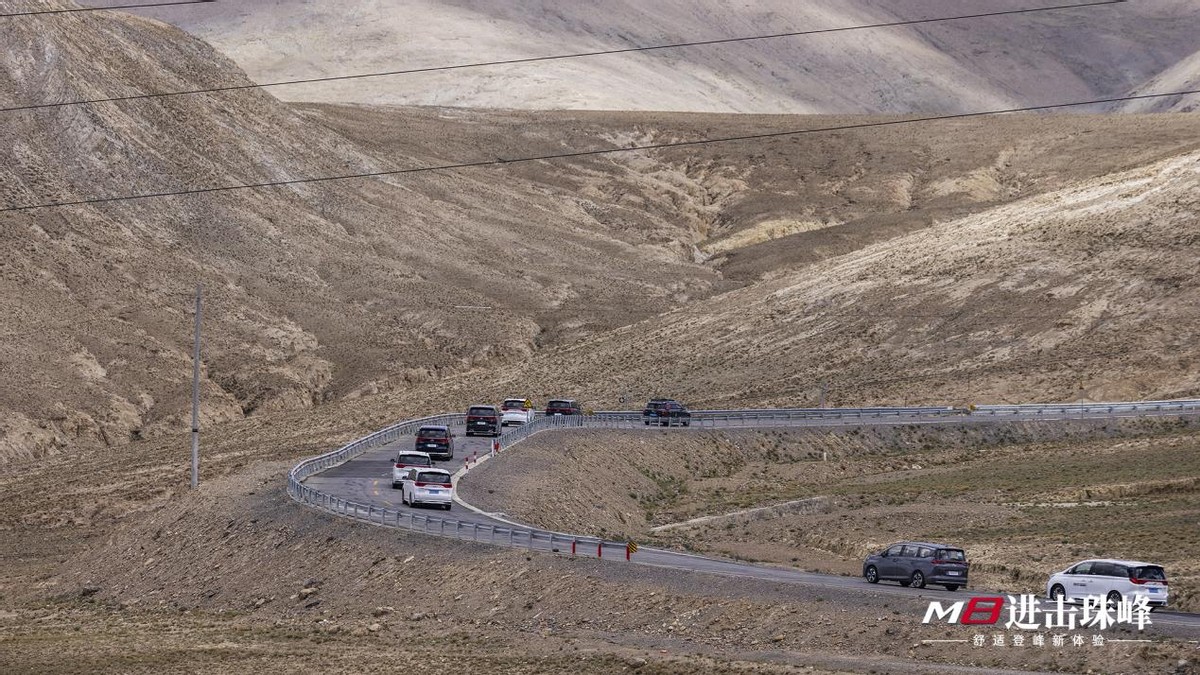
<box><xmin>571</xmin><ymin>538</ymin><xmax>577</xmax><ymax>556</ymax></box>
<box><xmin>508</xmin><ymin>529</ymin><xmax>514</xmax><ymax>546</ymax></box>
<box><xmin>527</xmin><ymin>531</ymin><xmax>534</xmax><ymax>551</ymax></box>
<box><xmin>489</xmin><ymin>526</ymin><xmax>495</xmax><ymax>545</ymax></box>
<box><xmin>597</xmin><ymin>541</ymin><xmax>603</xmax><ymax>558</ymax></box>
<box><xmin>439</xmin><ymin>520</ymin><xmax>445</xmax><ymax>537</ymax></box>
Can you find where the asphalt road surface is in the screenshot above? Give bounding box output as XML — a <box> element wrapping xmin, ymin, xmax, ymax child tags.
<box><xmin>301</xmin><ymin>417</ymin><xmax>1200</xmax><ymax>637</ymax></box>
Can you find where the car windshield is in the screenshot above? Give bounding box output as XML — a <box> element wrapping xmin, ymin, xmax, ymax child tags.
<box><xmin>416</xmin><ymin>472</ymin><xmax>451</xmax><ymax>485</ymax></box>
<box><xmin>936</xmin><ymin>549</ymin><xmax>966</xmax><ymax>562</ymax></box>
<box><xmin>468</xmin><ymin>407</ymin><xmax>496</xmax><ymax>416</ymax></box>
<box><xmin>418</xmin><ymin>428</ymin><xmax>448</xmax><ymax>439</ymax></box>
<box><xmin>1132</xmin><ymin>566</ymin><xmax>1167</xmax><ymax>581</ymax></box>
<box><xmin>397</xmin><ymin>454</ymin><xmax>431</xmax><ymax>466</ymax></box>
<box><xmin>503</xmin><ymin>399</ymin><xmax>526</xmax><ymax>408</ymax></box>
<box><xmin>547</xmin><ymin>400</ymin><xmax>571</xmax><ymax>408</ymax></box>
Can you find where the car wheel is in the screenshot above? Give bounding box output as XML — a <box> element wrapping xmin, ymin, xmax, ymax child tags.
<box><xmin>865</xmin><ymin>566</ymin><xmax>879</xmax><ymax>584</ymax></box>
<box><xmin>910</xmin><ymin>571</ymin><xmax>926</xmax><ymax>589</ymax></box>
<box><xmin>683</xmin><ymin>420</ymin><xmax>690</xmax><ymax>427</ymax></box>
<box><xmin>1050</xmin><ymin>584</ymin><xmax>1066</xmax><ymax>602</ymax></box>
<box><xmin>1106</xmin><ymin>591</ymin><xmax>1123</xmax><ymax>607</ymax></box>
<box><xmin>443</xmin><ymin>503</ymin><xmax>452</xmax><ymax>511</ymax></box>
<box><xmin>943</xmin><ymin>584</ymin><xmax>960</xmax><ymax>592</ymax></box>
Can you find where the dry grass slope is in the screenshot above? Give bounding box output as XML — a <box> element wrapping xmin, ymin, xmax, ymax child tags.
<box><xmin>441</xmin><ymin>147</ymin><xmax>1200</xmax><ymax>410</ymax></box>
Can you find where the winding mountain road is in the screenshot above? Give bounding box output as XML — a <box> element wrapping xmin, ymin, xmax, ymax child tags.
<box><xmin>294</xmin><ymin>401</ymin><xmax>1200</xmax><ymax>636</ymax></box>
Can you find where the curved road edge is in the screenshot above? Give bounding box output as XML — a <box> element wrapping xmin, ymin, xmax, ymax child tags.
<box><xmin>289</xmin><ymin>399</ymin><xmax>1200</xmax><ymax>633</ymax></box>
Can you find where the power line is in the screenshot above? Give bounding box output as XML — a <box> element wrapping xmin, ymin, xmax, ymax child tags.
<box><xmin>0</xmin><ymin>0</ymin><xmax>1125</xmax><ymax>115</ymax></box>
<box><xmin>3</xmin><ymin>87</ymin><xmax>1197</xmax><ymax>214</ymax></box>
<box><xmin>0</xmin><ymin>0</ymin><xmax>215</xmax><ymax>18</ymax></box>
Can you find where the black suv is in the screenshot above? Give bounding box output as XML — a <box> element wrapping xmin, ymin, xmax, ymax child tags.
<box><xmin>414</xmin><ymin>425</ymin><xmax>454</xmax><ymax>460</ymax></box>
<box><xmin>545</xmin><ymin>399</ymin><xmax>582</xmax><ymax>416</ymax></box>
<box><xmin>862</xmin><ymin>542</ymin><xmax>969</xmax><ymax>591</ymax></box>
<box><xmin>643</xmin><ymin>399</ymin><xmax>691</xmax><ymax>426</ymax></box>
<box><xmin>465</xmin><ymin>405</ymin><xmax>501</xmax><ymax>437</ymax></box>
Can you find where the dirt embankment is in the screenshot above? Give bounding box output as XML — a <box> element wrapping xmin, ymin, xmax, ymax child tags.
<box><xmin>459</xmin><ymin>417</ymin><xmax>1200</xmax><ymax>610</ymax></box>
<box><xmin>2</xmin><ymin>458</ymin><xmax>1194</xmax><ymax>674</ymax></box>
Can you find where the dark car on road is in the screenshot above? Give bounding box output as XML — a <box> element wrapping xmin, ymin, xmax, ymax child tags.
<box><xmin>414</xmin><ymin>425</ymin><xmax>454</xmax><ymax>460</ymax></box>
<box><xmin>643</xmin><ymin>399</ymin><xmax>691</xmax><ymax>426</ymax></box>
<box><xmin>545</xmin><ymin>399</ymin><xmax>582</xmax><ymax>416</ymax></box>
<box><xmin>465</xmin><ymin>405</ymin><xmax>501</xmax><ymax>437</ymax></box>
<box><xmin>863</xmin><ymin>542</ymin><xmax>969</xmax><ymax>591</ymax></box>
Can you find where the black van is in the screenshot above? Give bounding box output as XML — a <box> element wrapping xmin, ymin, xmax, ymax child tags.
<box><xmin>465</xmin><ymin>405</ymin><xmax>501</xmax><ymax>437</ymax></box>
<box><xmin>414</xmin><ymin>425</ymin><xmax>454</xmax><ymax>460</ymax></box>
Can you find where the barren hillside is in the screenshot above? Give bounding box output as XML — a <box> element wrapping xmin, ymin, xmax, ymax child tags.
<box><xmin>0</xmin><ymin>3</ymin><xmax>725</xmax><ymax>463</ymax></box>
<box><xmin>8</xmin><ymin>4</ymin><xmax>1200</xmax><ymax>465</ymax></box>
<box><xmin>419</xmin><ymin>146</ymin><xmax>1200</xmax><ymax>410</ymax></box>
<box><xmin>92</xmin><ymin>0</ymin><xmax>1200</xmax><ymax>113</ymax></box>
<box><xmin>1124</xmin><ymin>47</ymin><xmax>1200</xmax><ymax>112</ymax></box>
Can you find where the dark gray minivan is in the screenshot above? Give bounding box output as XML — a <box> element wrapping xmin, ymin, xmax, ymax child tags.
<box><xmin>862</xmin><ymin>541</ymin><xmax>969</xmax><ymax>591</ymax></box>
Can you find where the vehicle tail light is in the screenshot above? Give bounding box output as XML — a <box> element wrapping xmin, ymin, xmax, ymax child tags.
<box><xmin>1129</xmin><ymin>578</ymin><xmax>1167</xmax><ymax>585</ymax></box>
<box><xmin>395</xmin><ymin>463</ymin><xmax>405</xmax><ymax>469</ymax></box>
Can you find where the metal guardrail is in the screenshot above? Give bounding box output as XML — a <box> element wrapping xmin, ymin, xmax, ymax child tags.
<box><xmin>288</xmin><ymin>412</ymin><xmax>635</xmax><ymax>555</ymax></box>
<box><xmin>289</xmin><ymin>399</ymin><xmax>1200</xmax><ymax>553</ymax></box>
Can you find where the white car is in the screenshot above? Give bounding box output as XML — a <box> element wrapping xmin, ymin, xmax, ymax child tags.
<box><xmin>400</xmin><ymin>468</ymin><xmax>454</xmax><ymax>510</ymax></box>
<box><xmin>392</xmin><ymin>451</ymin><xmax>433</xmax><ymax>489</ymax></box>
<box><xmin>1046</xmin><ymin>559</ymin><xmax>1169</xmax><ymax>608</ymax></box>
<box><xmin>500</xmin><ymin>398</ymin><xmax>534</xmax><ymax>426</ymax></box>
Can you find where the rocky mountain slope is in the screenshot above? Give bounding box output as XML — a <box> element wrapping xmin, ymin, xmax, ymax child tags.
<box><xmin>4</xmin><ymin>2</ymin><xmax>1198</xmax><ymax>466</ymax></box>
<box><xmin>435</xmin><ymin>145</ymin><xmax>1200</xmax><ymax>410</ymax></box>
<box><xmin>0</xmin><ymin>3</ymin><xmax>726</xmax><ymax>463</ymax></box>
<box><xmin>94</xmin><ymin>0</ymin><xmax>1200</xmax><ymax>113</ymax></box>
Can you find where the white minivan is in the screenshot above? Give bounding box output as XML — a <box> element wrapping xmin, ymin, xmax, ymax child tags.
<box><xmin>1045</xmin><ymin>559</ymin><xmax>1169</xmax><ymax>608</ymax></box>
<box><xmin>500</xmin><ymin>398</ymin><xmax>534</xmax><ymax>426</ymax></box>
<box><xmin>392</xmin><ymin>451</ymin><xmax>433</xmax><ymax>489</ymax></box>
<box><xmin>400</xmin><ymin>468</ymin><xmax>454</xmax><ymax>510</ymax></box>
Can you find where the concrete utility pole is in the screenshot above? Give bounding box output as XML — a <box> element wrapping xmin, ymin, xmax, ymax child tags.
<box><xmin>191</xmin><ymin>284</ymin><xmax>202</xmax><ymax>489</ymax></box>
